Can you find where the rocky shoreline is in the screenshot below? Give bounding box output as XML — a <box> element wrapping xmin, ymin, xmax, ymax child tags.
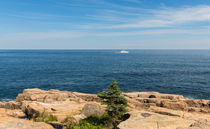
<box><xmin>0</xmin><ymin>88</ymin><xmax>210</xmax><ymax>129</ymax></box>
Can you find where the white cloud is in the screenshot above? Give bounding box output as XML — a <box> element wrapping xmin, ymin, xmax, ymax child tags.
<box><xmin>157</xmin><ymin>5</ymin><xmax>210</xmax><ymax>23</ymax></box>
<box><xmin>86</xmin><ymin>5</ymin><xmax>210</xmax><ymax>29</ymax></box>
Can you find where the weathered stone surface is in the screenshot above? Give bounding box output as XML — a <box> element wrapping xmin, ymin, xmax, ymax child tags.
<box><xmin>16</xmin><ymin>88</ymin><xmax>77</xmax><ymax>103</ymax></box>
<box><xmin>118</xmin><ymin>110</ymin><xmax>195</xmax><ymax>129</ymax></box>
<box><xmin>81</xmin><ymin>103</ymin><xmax>105</xmax><ymax>117</ymax></box>
<box><xmin>186</xmin><ymin>119</ymin><xmax>210</xmax><ymax>129</ymax></box>
<box><xmin>21</xmin><ymin>100</ymin><xmax>85</xmax><ymax>122</ymax></box>
<box><xmin>0</xmin><ymin>108</ymin><xmax>26</xmax><ymax>118</ymax></box>
<box><xmin>149</xmin><ymin>106</ymin><xmax>210</xmax><ymax>120</ymax></box>
<box><xmin>15</xmin><ymin>89</ymin><xmax>210</xmax><ymax>114</ymax></box>
<box><xmin>0</xmin><ymin>101</ymin><xmax>21</xmax><ymax>109</ymax></box>
<box><xmin>136</xmin><ymin>98</ymin><xmax>162</xmax><ymax>106</ymax></box>
<box><xmin>73</xmin><ymin>92</ymin><xmax>99</xmax><ymax>101</ymax></box>
<box><xmin>160</xmin><ymin>100</ymin><xmax>188</xmax><ymax>111</ymax></box>
<box><xmin>0</xmin><ymin>119</ymin><xmax>54</xmax><ymax>129</ymax></box>
<box><xmin>176</xmin><ymin>119</ymin><xmax>210</xmax><ymax>129</ymax></box>
<box><xmin>126</xmin><ymin>97</ymin><xmax>151</xmax><ymax>110</ymax></box>
<box><xmin>1</xmin><ymin>88</ymin><xmax>210</xmax><ymax>129</ymax></box>
<box><xmin>123</xmin><ymin>92</ymin><xmax>184</xmax><ymax>100</ymax></box>
<box><xmin>124</xmin><ymin>92</ymin><xmax>210</xmax><ymax>113</ymax></box>
<box><xmin>149</xmin><ymin>106</ymin><xmax>184</xmax><ymax>117</ymax></box>
<box><xmin>3</xmin><ymin>109</ymin><xmax>26</xmax><ymax>118</ymax></box>
<box><xmin>0</xmin><ymin>108</ymin><xmax>53</xmax><ymax>129</ymax></box>
<box><xmin>184</xmin><ymin>99</ymin><xmax>210</xmax><ymax>108</ymax></box>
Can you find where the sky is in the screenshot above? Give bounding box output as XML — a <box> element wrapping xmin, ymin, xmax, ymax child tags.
<box><xmin>1</xmin><ymin>0</ymin><xmax>210</xmax><ymax>49</ymax></box>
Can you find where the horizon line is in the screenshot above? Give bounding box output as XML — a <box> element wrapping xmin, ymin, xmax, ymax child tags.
<box><xmin>1</xmin><ymin>48</ymin><xmax>210</xmax><ymax>50</ymax></box>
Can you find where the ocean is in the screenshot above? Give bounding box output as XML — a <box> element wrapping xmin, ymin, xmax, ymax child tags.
<box><xmin>0</xmin><ymin>50</ymin><xmax>210</xmax><ymax>101</ymax></box>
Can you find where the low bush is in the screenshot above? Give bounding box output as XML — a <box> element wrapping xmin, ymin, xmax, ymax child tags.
<box><xmin>67</xmin><ymin>114</ymin><xmax>110</xmax><ymax>129</ymax></box>
<box><xmin>67</xmin><ymin>80</ymin><xmax>129</xmax><ymax>129</ymax></box>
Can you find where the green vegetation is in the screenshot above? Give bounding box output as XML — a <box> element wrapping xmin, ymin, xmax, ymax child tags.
<box><xmin>67</xmin><ymin>121</ymin><xmax>103</xmax><ymax>129</ymax></box>
<box><xmin>97</xmin><ymin>80</ymin><xmax>129</xmax><ymax>128</ymax></box>
<box><xmin>66</xmin><ymin>80</ymin><xmax>129</xmax><ymax>129</ymax></box>
<box><xmin>67</xmin><ymin>114</ymin><xmax>110</xmax><ymax>129</ymax></box>
<box><xmin>63</xmin><ymin>115</ymin><xmax>71</xmax><ymax>123</ymax></box>
<box><xmin>34</xmin><ymin>112</ymin><xmax>57</xmax><ymax>123</ymax></box>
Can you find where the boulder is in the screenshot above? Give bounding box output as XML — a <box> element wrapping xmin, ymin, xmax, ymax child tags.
<box><xmin>81</xmin><ymin>103</ymin><xmax>105</xmax><ymax>117</ymax></box>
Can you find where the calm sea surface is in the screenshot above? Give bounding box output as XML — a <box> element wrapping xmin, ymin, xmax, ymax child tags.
<box><xmin>0</xmin><ymin>50</ymin><xmax>210</xmax><ymax>101</ymax></box>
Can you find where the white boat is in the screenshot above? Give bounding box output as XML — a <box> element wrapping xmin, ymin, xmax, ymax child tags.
<box><xmin>120</xmin><ymin>50</ymin><xmax>129</xmax><ymax>54</ymax></box>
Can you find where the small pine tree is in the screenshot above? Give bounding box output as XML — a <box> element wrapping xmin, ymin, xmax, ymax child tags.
<box><xmin>97</xmin><ymin>80</ymin><xmax>128</xmax><ymax>129</ymax></box>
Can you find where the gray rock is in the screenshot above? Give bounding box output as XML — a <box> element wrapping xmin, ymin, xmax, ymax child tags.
<box><xmin>81</xmin><ymin>103</ymin><xmax>105</xmax><ymax>117</ymax></box>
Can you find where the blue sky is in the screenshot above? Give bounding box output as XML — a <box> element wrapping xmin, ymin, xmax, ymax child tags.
<box><xmin>1</xmin><ymin>0</ymin><xmax>210</xmax><ymax>49</ymax></box>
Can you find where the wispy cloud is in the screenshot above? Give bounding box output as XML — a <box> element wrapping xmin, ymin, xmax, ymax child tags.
<box><xmin>83</xmin><ymin>5</ymin><xmax>210</xmax><ymax>29</ymax></box>
<box><xmin>114</xmin><ymin>5</ymin><xmax>210</xmax><ymax>29</ymax></box>
<box><xmin>2</xmin><ymin>1</ymin><xmax>210</xmax><ymax>30</ymax></box>
<box><xmin>7</xmin><ymin>1</ymin><xmax>210</xmax><ymax>30</ymax></box>
<box><xmin>156</xmin><ymin>5</ymin><xmax>210</xmax><ymax>23</ymax></box>
<box><xmin>1</xmin><ymin>0</ymin><xmax>210</xmax><ymax>49</ymax></box>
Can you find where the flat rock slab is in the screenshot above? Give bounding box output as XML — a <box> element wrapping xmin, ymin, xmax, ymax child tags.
<box><xmin>0</xmin><ymin>119</ymin><xmax>54</xmax><ymax>129</ymax></box>
<box><xmin>0</xmin><ymin>108</ymin><xmax>53</xmax><ymax>129</ymax></box>
<box><xmin>118</xmin><ymin>110</ymin><xmax>195</xmax><ymax>129</ymax></box>
<box><xmin>22</xmin><ymin>100</ymin><xmax>85</xmax><ymax>122</ymax></box>
<box><xmin>123</xmin><ymin>92</ymin><xmax>184</xmax><ymax>100</ymax></box>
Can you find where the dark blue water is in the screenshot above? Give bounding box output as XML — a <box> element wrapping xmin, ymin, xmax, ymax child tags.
<box><xmin>0</xmin><ymin>50</ymin><xmax>210</xmax><ymax>101</ymax></box>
